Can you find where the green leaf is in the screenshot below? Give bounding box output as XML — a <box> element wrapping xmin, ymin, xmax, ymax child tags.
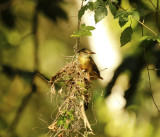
<box><xmin>157</xmin><ymin>34</ymin><xmax>160</xmax><ymax>42</ymax></box>
<box><xmin>109</xmin><ymin>3</ymin><xmax>117</xmax><ymax>16</ymax></box>
<box><xmin>138</xmin><ymin>36</ymin><xmax>156</xmax><ymax>48</ymax></box>
<box><xmin>81</xmin><ymin>23</ymin><xmax>86</xmax><ymax>28</ymax></box>
<box><xmin>0</xmin><ymin>31</ymin><xmax>10</xmax><ymax>49</ymax></box>
<box><xmin>57</xmin><ymin>116</ymin><xmax>66</xmax><ymax>126</ymax></box>
<box><xmin>120</xmin><ymin>26</ymin><xmax>133</xmax><ymax>46</ymax></box>
<box><xmin>78</xmin><ymin>2</ymin><xmax>95</xmax><ymax>19</ymax></box>
<box><xmin>115</xmin><ymin>10</ymin><xmax>127</xmax><ymax>19</ymax></box>
<box><xmin>94</xmin><ymin>6</ymin><xmax>108</xmax><ymax>23</ymax></box>
<box><xmin>93</xmin><ymin>0</ymin><xmax>105</xmax><ymax>10</ymax></box>
<box><xmin>139</xmin><ymin>35</ymin><xmax>160</xmax><ymax>43</ymax></box>
<box><xmin>115</xmin><ymin>10</ymin><xmax>138</xmax><ymax>27</ymax></box>
<box><xmin>119</xmin><ymin>16</ymin><xmax>128</xmax><ymax>27</ymax></box>
<box><xmin>85</xmin><ymin>26</ymin><xmax>96</xmax><ymax>30</ymax></box>
<box><xmin>64</xmin><ymin>123</ymin><xmax>69</xmax><ymax>129</ymax></box>
<box><xmin>88</xmin><ymin>2</ymin><xmax>94</xmax><ymax>11</ymax></box>
<box><xmin>71</xmin><ymin>24</ymin><xmax>95</xmax><ymax>37</ymax></box>
<box><xmin>78</xmin><ymin>5</ymin><xmax>88</xmax><ymax>19</ymax></box>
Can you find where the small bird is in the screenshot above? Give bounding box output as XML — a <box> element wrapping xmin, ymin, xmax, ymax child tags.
<box><xmin>77</xmin><ymin>48</ymin><xmax>103</xmax><ymax>80</ymax></box>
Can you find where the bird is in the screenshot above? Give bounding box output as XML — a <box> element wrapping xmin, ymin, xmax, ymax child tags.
<box><xmin>77</xmin><ymin>48</ymin><xmax>103</xmax><ymax>80</ymax></box>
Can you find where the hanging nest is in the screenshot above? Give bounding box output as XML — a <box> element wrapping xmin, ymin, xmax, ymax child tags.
<box><xmin>48</xmin><ymin>58</ymin><xmax>95</xmax><ymax>137</ymax></box>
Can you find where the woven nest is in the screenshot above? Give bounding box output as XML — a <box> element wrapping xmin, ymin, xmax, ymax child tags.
<box><xmin>48</xmin><ymin>59</ymin><xmax>95</xmax><ymax>137</ymax></box>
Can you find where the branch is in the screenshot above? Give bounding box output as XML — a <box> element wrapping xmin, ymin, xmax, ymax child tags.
<box><xmin>149</xmin><ymin>0</ymin><xmax>156</xmax><ymax>9</ymax></box>
<box><xmin>132</xmin><ymin>16</ymin><xmax>157</xmax><ymax>36</ymax></box>
<box><xmin>143</xmin><ymin>47</ymin><xmax>160</xmax><ymax>112</ymax></box>
<box><xmin>156</xmin><ymin>0</ymin><xmax>160</xmax><ymax>32</ymax></box>
<box><xmin>74</xmin><ymin>0</ymin><xmax>84</xmax><ymax>53</ymax></box>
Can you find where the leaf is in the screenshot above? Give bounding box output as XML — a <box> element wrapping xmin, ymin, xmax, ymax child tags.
<box><xmin>115</xmin><ymin>10</ymin><xmax>139</xmax><ymax>27</ymax></box>
<box><xmin>128</xmin><ymin>10</ymin><xmax>139</xmax><ymax>18</ymax></box>
<box><xmin>88</xmin><ymin>2</ymin><xmax>94</xmax><ymax>11</ymax></box>
<box><xmin>94</xmin><ymin>6</ymin><xmax>108</xmax><ymax>23</ymax></box>
<box><xmin>71</xmin><ymin>24</ymin><xmax>95</xmax><ymax>37</ymax></box>
<box><xmin>81</xmin><ymin>23</ymin><xmax>86</xmax><ymax>28</ymax></box>
<box><xmin>140</xmin><ymin>35</ymin><xmax>160</xmax><ymax>43</ymax></box>
<box><xmin>0</xmin><ymin>31</ymin><xmax>10</xmax><ymax>48</ymax></box>
<box><xmin>109</xmin><ymin>3</ymin><xmax>117</xmax><ymax>16</ymax></box>
<box><xmin>119</xmin><ymin>16</ymin><xmax>128</xmax><ymax>27</ymax></box>
<box><xmin>138</xmin><ymin>36</ymin><xmax>156</xmax><ymax>48</ymax></box>
<box><xmin>78</xmin><ymin>5</ymin><xmax>88</xmax><ymax>19</ymax></box>
<box><xmin>78</xmin><ymin>2</ymin><xmax>95</xmax><ymax>19</ymax></box>
<box><xmin>157</xmin><ymin>34</ymin><xmax>160</xmax><ymax>42</ymax></box>
<box><xmin>85</xmin><ymin>26</ymin><xmax>96</xmax><ymax>30</ymax></box>
<box><xmin>115</xmin><ymin>10</ymin><xmax>127</xmax><ymax>19</ymax></box>
<box><xmin>120</xmin><ymin>26</ymin><xmax>133</xmax><ymax>46</ymax></box>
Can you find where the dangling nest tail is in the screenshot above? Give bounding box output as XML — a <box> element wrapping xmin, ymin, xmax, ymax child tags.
<box><xmin>48</xmin><ymin>59</ymin><xmax>95</xmax><ymax>136</ymax></box>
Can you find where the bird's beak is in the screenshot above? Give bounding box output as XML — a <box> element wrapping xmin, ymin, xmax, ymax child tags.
<box><xmin>89</xmin><ymin>51</ymin><xmax>96</xmax><ymax>54</ymax></box>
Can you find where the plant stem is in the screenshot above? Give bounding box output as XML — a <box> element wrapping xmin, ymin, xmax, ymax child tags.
<box><xmin>156</xmin><ymin>0</ymin><xmax>160</xmax><ymax>32</ymax></box>
<box><xmin>149</xmin><ymin>0</ymin><xmax>156</xmax><ymax>9</ymax></box>
<box><xmin>74</xmin><ymin>0</ymin><xmax>84</xmax><ymax>53</ymax></box>
<box><xmin>132</xmin><ymin>16</ymin><xmax>157</xmax><ymax>36</ymax></box>
<box><xmin>143</xmin><ymin>47</ymin><xmax>160</xmax><ymax>112</ymax></box>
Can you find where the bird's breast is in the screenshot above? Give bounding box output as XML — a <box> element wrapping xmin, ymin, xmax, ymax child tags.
<box><xmin>78</xmin><ymin>58</ymin><xmax>93</xmax><ymax>73</ymax></box>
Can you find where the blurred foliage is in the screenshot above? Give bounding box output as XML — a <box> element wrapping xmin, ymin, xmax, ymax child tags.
<box><xmin>0</xmin><ymin>0</ymin><xmax>160</xmax><ymax>137</ymax></box>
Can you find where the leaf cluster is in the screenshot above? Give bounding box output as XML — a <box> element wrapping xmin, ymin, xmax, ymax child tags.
<box><xmin>78</xmin><ymin>0</ymin><xmax>112</xmax><ymax>23</ymax></box>
<box><xmin>71</xmin><ymin>23</ymin><xmax>95</xmax><ymax>37</ymax></box>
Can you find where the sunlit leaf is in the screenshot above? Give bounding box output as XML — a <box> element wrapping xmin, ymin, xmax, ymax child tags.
<box><xmin>88</xmin><ymin>2</ymin><xmax>94</xmax><ymax>11</ymax></box>
<box><xmin>71</xmin><ymin>24</ymin><xmax>95</xmax><ymax>37</ymax></box>
<box><xmin>94</xmin><ymin>6</ymin><xmax>108</xmax><ymax>23</ymax></box>
<box><xmin>85</xmin><ymin>26</ymin><xmax>96</xmax><ymax>30</ymax></box>
<box><xmin>115</xmin><ymin>10</ymin><xmax>127</xmax><ymax>19</ymax></box>
<box><xmin>157</xmin><ymin>34</ymin><xmax>160</xmax><ymax>42</ymax></box>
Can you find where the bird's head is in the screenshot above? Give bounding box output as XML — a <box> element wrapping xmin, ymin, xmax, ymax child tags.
<box><xmin>77</xmin><ymin>48</ymin><xmax>95</xmax><ymax>59</ymax></box>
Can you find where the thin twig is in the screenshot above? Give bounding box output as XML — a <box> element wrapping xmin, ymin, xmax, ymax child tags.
<box><xmin>149</xmin><ymin>0</ymin><xmax>156</xmax><ymax>9</ymax></box>
<box><xmin>138</xmin><ymin>1</ymin><xmax>160</xmax><ymax>112</ymax></box>
<box><xmin>75</xmin><ymin>130</ymin><xmax>86</xmax><ymax>137</ymax></box>
<box><xmin>119</xmin><ymin>6</ymin><xmax>158</xmax><ymax>36</ymax></box>
<box><xmin>132</xmin><ymin>16</ymin><xmax>157</xmax><ymax>36</ymax></box>
<box><xmin>53</xmin><ymin>129</ymin><xmax>65</xmax><ymax>137</ymax></box>
<box><xmin>74</xmin><ymin>0</ymin><xmax>84</xmax><ymax>53</ymax></box>
<box><xmin>156</xmin><ymin>0</ymin><xmax>160</xmax><ymax>32</ymax></box>
<box><xmin>143</xmin><ymin>47</ymin><xmax>160</xmax><ymax>112</ymax></box>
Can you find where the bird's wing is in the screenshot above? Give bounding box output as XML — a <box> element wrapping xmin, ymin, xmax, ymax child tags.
<box><xmin>89</xmin><ymin>57</ymin><xmax>103</xmax><ymax>79</ymax></box>
<box><xmin>89</xmin><ymin>57</ymin><xmax>100</xmax><ymax>76</ymax></box>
